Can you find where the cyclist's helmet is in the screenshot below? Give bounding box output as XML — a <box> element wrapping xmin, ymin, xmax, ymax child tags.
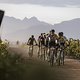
<box><xmin>51</xmin><ymin>29</ymin><xmax>55</xmax><ymax>33</ymax></box>
<box><xmin>41</xmin><ymin>33</ymin><xmax>43</xmax><ymax>36</ymax></box>
<box><xmin>31</xmin><ymin>35</ymin><xmax>34</xmax><ymax>38</ymax></box>
<box><xmin>58</xmin><ymin>32</ymin><xmax>63</xmax><ymax>36</ymax></box>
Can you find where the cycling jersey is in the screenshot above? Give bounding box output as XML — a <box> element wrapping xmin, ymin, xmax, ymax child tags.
<box><xmin>45</xmin><ymin>36</ymin><xmax>49</xmax><ymax>47</ymax></box>
<box><xmin>58</xmin><ymin>36</ymin><xmax>66</xmax><ymax>46</ymax></box>
<box><xmin>48</xmin><ymin>34</ymin><xmax>58</xmax><ymax>48</ymax></box>
<box><xmin>38</xmin><ymin>35</ymin><xmax>45</xmax><ymax>46</ymax></box>
<box><xmin>28</xmin><ymin>37</ymin><xmax>36</xmax><ymax>45</ymax></box>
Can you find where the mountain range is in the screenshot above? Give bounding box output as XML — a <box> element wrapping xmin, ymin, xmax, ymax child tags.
<box><xmin>1</xmin><ymin>16</ymin><xmax>80</xmax><ymax>42</ymax></box>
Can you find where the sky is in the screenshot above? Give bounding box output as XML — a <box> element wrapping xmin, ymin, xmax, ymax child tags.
<box><xmin>0</xmin><ymin>0</ymin><xmax>80</xmax><ymax>24</ymax></box>
<box><xmin>0</xmin><ymin>0</ymin><xmax>80</xmax><ymax>7</ymax></box>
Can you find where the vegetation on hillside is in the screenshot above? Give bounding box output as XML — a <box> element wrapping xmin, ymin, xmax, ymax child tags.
<box><xmin>66</xmin><ymin>38</ymin><xmax>80</xmax><ymax>59</ymax></box>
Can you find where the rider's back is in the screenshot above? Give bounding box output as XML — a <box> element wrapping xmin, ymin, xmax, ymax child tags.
<box><xmin>58</xmin><ymin>36</ymin><xmax>66</xmax><ymax>47</ymax></box>
<box><xmin>40</xmin><ymin>36</ymin><xmax>45</xmax><ymax>46</ymax></box>
<box><xmin>49</xmin><ymin>33</ymin><xmax>58</xmax><ymax>48</ymax></box>
<box><xmin>28</xmin><ymin>37</ymin><xmax>35</xmax><ymax>45</ymax></box>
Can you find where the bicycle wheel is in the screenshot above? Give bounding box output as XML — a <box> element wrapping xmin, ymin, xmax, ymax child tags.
<box><xmin>38</xmin><ymin>47</ymin><xmax>41</xmax><ymax>58</ymax></box>
<box><xmin>40</xmin><ymin>46</ymin><xmax>45</xmax><ymax>60</ymax></box>
<box><xmin>49</xmin><ymin>48</ymin><xmax>55</xmax><ymax>66</ymax></box>
<box><xmin>29</xmin><ymin>46</ymin><xmax>33</xmax><ymax>58</ymax></box>
<box><xmin>61</xmin><ymin>50</ymin><xmax>64</xmax><ymax>65</ymax></box>
<box><xmin>57</xmin><ymin>49</ymin><xmax>61</xmax><ymax>66</ymax></box>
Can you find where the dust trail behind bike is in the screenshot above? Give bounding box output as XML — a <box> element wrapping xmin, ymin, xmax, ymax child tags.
<box><xmin>8</xmin><ymin>44</ymin><xmax>80</xmax><ymax>80</ymax></box>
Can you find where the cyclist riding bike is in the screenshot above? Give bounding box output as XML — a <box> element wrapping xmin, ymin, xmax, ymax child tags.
<box><xmin>57</xmin><ymin>32</ymin><xmax>66</xmax><ymax>65</ymax></box>
<box><xmin>27</xmin><ymin>35</ymin><xmax>37</xmax><ymax>45</ymax></box>
<box><xmin>49</xmin><ymin>29</ymin><xmax>58</xmax><ymax>48</ymax></box>
<box><xmin>48</xmin><ymin>29</ymin><xmax>58</xmax><ymax>66</ymax></box>
<box><xmin>58</xmin><ymin>32</ymin><xmax>66</xmax><ymax>48</ymax></box>
<box><xmin>38</xmin><ymin>33</ymin><xmax>46</xmax><ymax>60</ymax></box>
<box><xmin>27</xmin><ymin>35</ymin><xmax>37</xmax><ymax>58</ymax></box>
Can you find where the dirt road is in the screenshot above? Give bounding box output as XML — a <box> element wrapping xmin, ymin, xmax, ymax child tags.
<box><xmin>8</xmin><ymin>44</ymin><xmax>80</xmax><ymax>80</ymax></box>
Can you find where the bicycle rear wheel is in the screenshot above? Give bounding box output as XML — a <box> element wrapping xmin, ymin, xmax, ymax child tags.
<box><xmin>61</xmin><ymin>50</ymin><xmax>64</xmax><ymax>65</ymax></box>
<box><xmin>49</xmin><ymin>49</ymin><xmax>55</xmax><ymax>66</ymax></box>
<box><xmin>57</xmin><ymin>50</ymin><xmax>61</xmax><ymax>66</ymax></box>
<box><xmin>29</xmin><ymin>46</ymin><xmax>33</xmax><ymax>58</ymax></box>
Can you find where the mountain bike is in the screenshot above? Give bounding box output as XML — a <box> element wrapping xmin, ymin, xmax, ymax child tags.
<box><xmin>28</xmin><ymin>45</ymin><xmax>34</xmax><ymax>58</ymax></box>
<box><xmin>57</xmin><ymin>46</ymin><xmax>64</xmax><ymax>66</ymax></box>
<box><xmin>49</xmin><ymin>47</ymin><xmax>57</xmax><ymax>66</ymax></box>
<box><xmin>38</xmin><ymin>45</ymin><xmax>46</xmax><ymax>61</ymax></box>
<box><xmin>28</xmin><ymin>44</ymin><xmax>38</xmax><ymax>58</ymax></box>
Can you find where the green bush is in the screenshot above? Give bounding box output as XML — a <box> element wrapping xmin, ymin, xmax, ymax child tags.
<box><xmin>65</xmin><ymin>39</ymin><xmax>80</xmax><ymax>59</ymax></box>
<box><xmin>0</xmin><ymin>43</ymin><xmax>54</xmax><ymax>80</ymax></box>
<box><xmin>0</xmin><ymin>43</ymin><xmax>27</xmax><ymax>80</ymax></box>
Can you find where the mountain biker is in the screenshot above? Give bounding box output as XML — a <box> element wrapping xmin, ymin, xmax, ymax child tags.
<box><xmin>48</xmin><ymin>29</ymin><xmax>58</xmax><ymax>64</ymax></box>
<box><xmin>27</xmin><ymin>35</ymin><xmax>37</xmax><ymax>45</ymax></box>
<box><xmin>58</xmin><ymin>32</ymin><xmax>66</xmax><ymax>48</ymax></box>
<box><xmin>57</xmin><ymin>32</ymin><xmax>67</xmax><ymax>65</ymax></box>
<box><xmin>37</xmin><ymin>33</ymin><xmax>46</xmax><ymax>59</ymax></box>
<box><xmin>49</xmin><ymin>29</ymin><xmax>58</xmax><ymax>48</ymax></box>
<box><xmin>27</xmin><ymin>35</ymin><xmax>37</xmax><ymax>58</ymax></box>
<box><xmin>40</xmin><ymin>33</ymin><xmax>45</xmax><ymax>46</ymax></box>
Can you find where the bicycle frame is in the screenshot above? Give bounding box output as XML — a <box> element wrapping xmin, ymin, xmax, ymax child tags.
<box><xmin>38</xmin><ymin>45</ymin><xmax>46</xmax><ymax>60</ymax></box>
<box><xmin>28</xmin><ymin>45</ymin><xmax>33</xmax><ymax>58</ymax></box>
<box><xmin>49</xmin><ymin>47</ymin><xmax>57</xmax><ymax>66</ymax></box>
<box><xmin>57</xmin><ymin>46</ymin><xmax>64</xmax><ymax>66</ymax></box>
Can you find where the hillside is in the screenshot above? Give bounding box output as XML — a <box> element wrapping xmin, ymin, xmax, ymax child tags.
<box><xmin>1</xmin><ymin>16</ymin><xmax>53</xmax><ymax>41</ymax></box>
<box><xmin>1</xmin><ymin>16</ymin><xmax>80</xmax><ymax>41</ymax></box>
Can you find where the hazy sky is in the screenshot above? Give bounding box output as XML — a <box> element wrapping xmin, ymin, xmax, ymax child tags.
<box><xmin>0</xmin><ymin>0</ymin><xmax>80</xmax><ymax>24</ymax></box>
<box><xmin>0</xmin><ymin>0</ymin><xmax>80</xmax><ymax>7</ymax></box>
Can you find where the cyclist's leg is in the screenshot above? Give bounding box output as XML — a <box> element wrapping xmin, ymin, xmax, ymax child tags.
<box><xmin>53</xmin><ymin>48</ymin><xmax>57</xmax><ymax>63</ymax></box>
<box><xmin>45</xmin><ymin>47</ymin><xmax>49</xmax><ymax>61</ymax></box>
<box><xmin>61</xmin><ymin>49</ymin><xmax>64</xmax><ymax>65</ymax></box>
<box><xmin>43</xmin><ymin>47</ymin><xmax>45</xmax><ymax>60</ymax></box>
<box><xmin>57</xmin><ymin>48</ymin><xmax>61</xmax><ymax>66</ymax></box>
<box><xmin>29</xmin><ymin>45</ymin><xmax>33</xmax><ymax>58</ymax></box>
<box><xmin>31</xmin><ymin>45</ymin><xmax>33</xmax><ymax>57</ymax></box>
<box><xmin>40</xmin><ymin>45</ymin><xmax>43</xmax><ymax>59</ymax></box>
<box><xmin>41</xmin><ymin>45</ymin><xmax>45</xmax><ymax>60</ymax></box>
<box><xmin>38</xmin><ymin>43</ymin><xmax>41</xmax><ymax>57</ymax></box>
<box><xmin>28</xmin><ymin>45</ymin><xmax>31</xmax><ymax>57</ymax></box>
<box><xmin>50</xmin><ymin>48</ymin><xmax>54</xmax><ymax>66</ymax></box>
